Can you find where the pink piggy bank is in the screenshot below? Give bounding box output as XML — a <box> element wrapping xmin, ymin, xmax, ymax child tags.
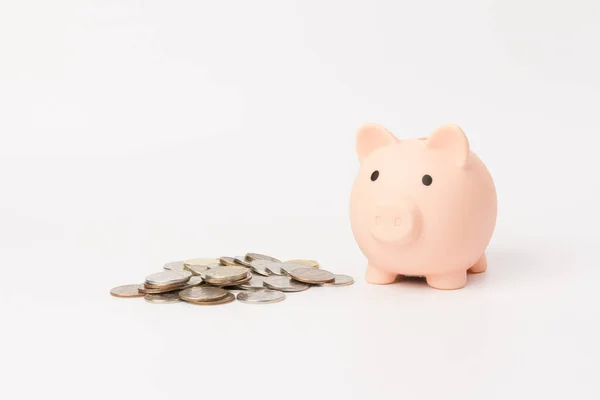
<box><xmin>349</xmin><ymin>124</ymin><xmax>497</xmax><ymax>289</ymax></box>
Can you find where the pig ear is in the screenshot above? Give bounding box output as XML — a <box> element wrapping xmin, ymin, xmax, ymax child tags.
<box><xmin>426</xmin><ymin>124</ymin><xmax>470</xmax><ymax>167</ymax></box>
<box><xmin>356</xmin><ymin>124</ymin><xmax>398</xmax><ymax>162</ymax></box>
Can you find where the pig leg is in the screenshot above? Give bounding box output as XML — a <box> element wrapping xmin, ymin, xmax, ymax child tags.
<box><xmin>468</xmin><ymin>254</ymin><xmax>487</xmax><ymax>274</ymax></box>
<box><xmin>426</xmin><ymin>270</ymin><xmax>467</xmax><ymax>290</ymax></box>
<box><xmin>366</xmin><ymin>265</ymin><xmax>397</xmax><ymax>285</ymax></box>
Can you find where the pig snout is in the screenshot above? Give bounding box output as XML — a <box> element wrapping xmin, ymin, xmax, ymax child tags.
<box><xmin>369</xmin><ymin>201</ymin><xmax>422</xmax><ymax>245</ymax></box>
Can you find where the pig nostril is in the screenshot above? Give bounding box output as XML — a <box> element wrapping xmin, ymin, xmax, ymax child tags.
<box><xmin>394</xmin><ymin>217</ymin><xmax>402</xmax><ymax>226</ymax></box>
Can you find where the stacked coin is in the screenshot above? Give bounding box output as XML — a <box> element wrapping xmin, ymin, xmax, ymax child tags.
<box><xmin>138</xmin><ymin>270</ymin><xmax>192</xmax><ymax>296</ymax></box>
<box><xmin>204</xmin><ymin>266</ymin><xmax>250</xmax><ymax>286</ymax></box>
<box><xmin>179</xmin><ymin>287</ymin><xmax>235</xmax><ymax>306</ymax></box>
<box><xmin>110</xmin><ymin>252</ymin><xmax>354</xmax><ymax>307</ymax></box>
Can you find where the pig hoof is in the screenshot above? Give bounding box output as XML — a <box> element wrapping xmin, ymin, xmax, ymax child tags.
<box><xmin>366</xmin><ymin>267</ymin><xmax>397</xmax><ymax>285</ymax></box>
<box><xmin>426</xmin><ymin>271</ymin><xmax>467</xmax><ymax>290</ymax></box>
<box><xmin>468</xmin><ymin>254</ymin><xmax>487</xmax><ymax>274</ymax></box>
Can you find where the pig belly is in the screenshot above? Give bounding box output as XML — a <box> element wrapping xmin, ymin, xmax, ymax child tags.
<box><xmin>369</xmin><ymin>247</ymin><xmax>483</xmax><ymax>277</ymax></box>
<box><xmin>366</xmin><ymin>251</ymin><xmax>486</xmax><ymax>289</ymax></box>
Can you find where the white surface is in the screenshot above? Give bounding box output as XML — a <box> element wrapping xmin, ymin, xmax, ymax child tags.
<box><xmin>1</xmin><ymin>1</ymin><xmax>599</xmax><ymax>399</ymax></box>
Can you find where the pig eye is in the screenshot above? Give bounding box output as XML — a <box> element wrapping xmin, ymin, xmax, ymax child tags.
<box><xmin>422</xmin><ymin>174</ymin><xmax>433</xmax><ymax>186</ymax></box>
<box><xmin>370</xmin><ymin>170</ymin><xmax>379</xmax><ymax>181</ymax></box>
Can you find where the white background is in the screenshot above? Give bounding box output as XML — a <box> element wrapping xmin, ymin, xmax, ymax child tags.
<box><xmin>1</xmin><ymin>1</ymin><xmax>599</xmax><ymax>399</ymax></box>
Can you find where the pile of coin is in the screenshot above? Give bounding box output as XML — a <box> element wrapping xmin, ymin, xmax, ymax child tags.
<box><xmin>110</xmin><ymin>253</ymin><xmax>354</xmax><ymax>306</ymax></box>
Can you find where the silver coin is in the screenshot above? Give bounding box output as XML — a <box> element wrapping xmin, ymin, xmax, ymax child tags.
<box><xmin>263</xmin><ymin>276</ymin><xmax>309</xmax><ymax>292</ymax></box>
<box><xmin>183</xmin><ymin>275</ymin><xmax>204</xmax><ymax>288</ymax></box>
<box><xmin>144</xmin><ymin>292</ymin><xmax>181</xmax><ymax>304</ymax></box>
<box><xmin>208</xmin><ymin>272</ymin><xmax>253</xmax><ymax>287</ymax></box>
<box><xmin>185</xmin><ymin>292</ymin><xmax>235</xmax><ymax>306</ymax></box>
<box><xmin>245</xmin><ymin>253</ymin><xmax>281</xmax><ymax>263</ymax></box>
<box><xmin>285</xmin><ymin>259</ymin><xmax>319</xmax><ymax>268</ymax></box>
<box><xmin>219</xmin><ymin>256</ymin><xmax>237</xmax><ymax>266</ymax></box>
<box><xmin>163</xmin><ymin>261</ymin><xmax>186</xmax><ymax>272</ymax></box>
<box><xmin>143</xmin><ymin>279</ymin><xmax>188</xmax><ymax>289</ymax></box>
<box><xmin>139</xmin><ymin>282</ymin><xmax>188</xmax><ymax>294</ymax></box>
<box><xmin>205</xmin><ymin>266</ymin><xmax>249</xmax><ymax>283</ymax></box>
<box><xmin>264</xmin><ymin>262</ymin><xmax>286</xmax><ymax>276</ymax></box>
<box><xmin>249</xmin><ymin>259</ymin><xmax>273</xmax><ymax>276</ymax></box>
<box><xmin>179</xmin><ymin>286</ymin><xmax>229</xmax><ymax>303</ymax></box>
<box><xmin>281</xmin><ymin>262</ymin><xmax>313</xmax><ymax>275</ymax></box>
<box><xmin>186</xmin><ymin>265</ymin><xmax>209</xmax><ymax>276</ymax></box>
<box><xmin>145</xmin><ymin>270</ymin><xmax>191</xmax><ymax>286</ymax></box>
<box><xmin>236</xmin><ymin>274</ymin><xmax>267</xmax><ymax>290</ymax></box>
<box><xmin>183</xmin><ymin>258</ymin><xmax>220</xmax><ymax>267</ymax></box>
<box><xmin>233</xmin><ymin>256</ymin><xmax>253</xmax><ymax>267</ymax></box>
<box><xmin>195</xmin><ymin>265</ymin><xmax>220</xmax><ymax>279</ymax></box>
<box><xmin>237</xmin><ymin>289</ymin><xmax>285</xmax><ymax>304</ymax></box>
<box><xmin>323</xmin><ymin>274</ymin><xmax>354</xmax><ymax>286</ymax></box>
<box><xmin>289</xmin><ymin>268</ymin><xmax>335</xmax><ymax>284</ymax></box>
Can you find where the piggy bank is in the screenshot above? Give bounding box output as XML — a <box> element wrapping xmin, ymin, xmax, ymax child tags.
<box><xmin>349</xmin><ymin>123</ymin><xmax>497</xmax><ymax>289</ymax></box>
